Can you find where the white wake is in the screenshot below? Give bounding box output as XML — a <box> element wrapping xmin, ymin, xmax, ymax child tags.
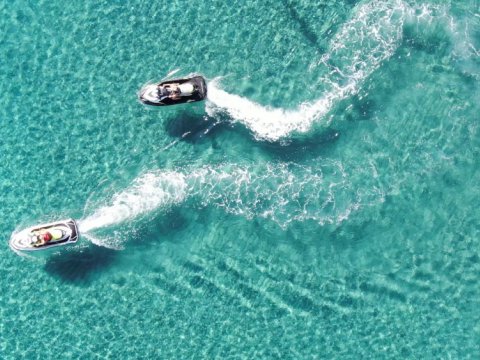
<box><xmin>206</xmin><ymin>0</ymin><xmax>409</xmax><ymax>141</ymax></box>
<box><xmin>78</xmin><ymin>171</ymin><xmax>187</xmax><ymax>234</ymax></box>
<box><xmin>77</xmin><ymin>160</ymin><xmax>384</xmax><ymax>248</ymax></box>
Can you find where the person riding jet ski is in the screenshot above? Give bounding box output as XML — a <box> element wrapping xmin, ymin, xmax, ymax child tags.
<box><xmin>33</xmin><ymin>229</ymin><xmax>63</xmax><ymax>247</ymax></box>
<box><xmin>139</xmin><ymin>75</ymin><xmax>207</xmax><ymax>106</ymax></box>
<box><xmin>10</xmin><ymin>219</ymin><xmax>79</xmax><ymax>256</ymax></box>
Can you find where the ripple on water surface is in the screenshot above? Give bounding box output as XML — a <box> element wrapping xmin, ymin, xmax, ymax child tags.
<box><xmin>0</xmin><ymin>0</ymin><xmax>479</xmax><ymax>358</ymax></box>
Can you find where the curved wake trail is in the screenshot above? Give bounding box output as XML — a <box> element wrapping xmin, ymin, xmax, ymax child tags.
<box><xmin>206</xmin><ymin>0</ymin><xmax>408</xmax><ymax>141</ymax></box>
<box><xmin>78</xmin><ymin>160</ymin><xmax>384</xmax><ymax>248</ymax></box>
<box><xmin>188</xmin><ymin>162</ymin><xmax>383</xmax><ymax>228</ymax></box>
<box><xmin>78</xmin><ymin>172</ymin><xmax>187</xmax><ymax>234</ymax></box>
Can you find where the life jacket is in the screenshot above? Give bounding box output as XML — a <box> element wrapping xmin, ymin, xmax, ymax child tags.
<box><xmin>50</xmin><ymin>229</ymin><xmax>63</xmax><ymax>241</ymax></box>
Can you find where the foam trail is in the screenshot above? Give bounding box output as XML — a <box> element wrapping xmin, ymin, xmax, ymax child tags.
<box><xmin>78</xmin><ymin>159</ymin><xmax>383</xmax><ymax>248</ymax></box>
<box><xmin>82</xmin><ymin>233</ymin><xmax>123</xmax><ymax>250</ymax></box>
<box><xmin>206</xmin><ymin>0</ymin><xmax>408</xmax><ymax>141</ymax></box>
<box><xmin>78</xmin><ymin>171</ymin><xmax>187</xmax><ymax>234</ymax></box>
<box><xmin>187</xmin><ymin>162</ymin><xmax>384</xmax><ymax>228</ymax></box>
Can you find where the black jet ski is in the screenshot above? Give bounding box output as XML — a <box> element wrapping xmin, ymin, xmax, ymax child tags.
<box><xmin>10</xmin><ymin>219</ymin><xmax>79</xmax><ymax>257</ymax></box>
<box><xmin>139</xmin><ymin>75</ymin><xmax>207</xmax><ymax>106</ymax></box>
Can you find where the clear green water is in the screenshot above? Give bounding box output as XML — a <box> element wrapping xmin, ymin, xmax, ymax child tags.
<box><xmin>1</xmin><ymin>0</ymin><xmax>479</xmax><ymax>358</ymax></box>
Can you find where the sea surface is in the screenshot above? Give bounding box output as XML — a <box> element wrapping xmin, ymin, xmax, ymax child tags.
<box><xmin>1</xmin><ymin>0</ymin><xmax>479</xmax><ymax>358</ymax></box>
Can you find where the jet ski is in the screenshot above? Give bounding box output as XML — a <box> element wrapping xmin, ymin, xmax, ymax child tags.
<box><xmin>9</xmin><ymin>219</ymin><xmax>79</xmax><ymax>257</ymax></box>
<box><xmin>139</xmin><ymin>75</ymin><xmax>207</xmax><ymax>106</ymax></box>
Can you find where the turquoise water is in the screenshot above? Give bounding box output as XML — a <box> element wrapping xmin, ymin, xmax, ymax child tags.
<box><xmin>1</xmin><ymin>0</ymin><xmax>479</xmax><ymax>357</ymax></box>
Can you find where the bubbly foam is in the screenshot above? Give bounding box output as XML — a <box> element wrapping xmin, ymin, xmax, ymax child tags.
<box><xmin>79</xmin><ymin>159</ymin><xmax>384</xmax><ymax>248</ymax></box>
<box><xmin>206</xmin><ymin>0</ymin><xmax>408</xmax><ymax>141</ymax></box>
<box><xmin>187</xmin><ymin>162</ymin><xmax>384</xmax><ymax>228</ymax></box>
<box><xmin>78</xmin><ymin>171</ymin><xmax>187</xmax><ymax>234</ymax></box>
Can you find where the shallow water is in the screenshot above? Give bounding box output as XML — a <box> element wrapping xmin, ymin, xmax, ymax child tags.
<box><xmin>1</xmin><ymin>0</ymin><xmax>479</xmax><ymax>358</ymax></box>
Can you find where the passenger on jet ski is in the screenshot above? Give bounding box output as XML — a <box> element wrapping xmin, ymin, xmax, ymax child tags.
<box><xmin>34</xmin><ymin>232</ymin><xmax>52</xmax><ymax>246</ymax></box>
<box><xmin>156</xmin><ymin>83</ymin><xmax>185</xmax><ymax>100</ymax></box>
<box><xmin>139</xmin><ymin>75</ymin><xmax>207</xmax><ymax>106</ymax></box>
<box><xmin>10</xmin><ymin>219</ymin><xmax>79</xmax><ymax>256</ymax></box>
<box><xmin>167</xmin><ymin>84</ymin><xmax>181</xmax><ymax>100</ymax></box>
<box><xmin>32</xmin><ymin>229</ymin><xmax>63</xmax><ymax>246</ymax></box>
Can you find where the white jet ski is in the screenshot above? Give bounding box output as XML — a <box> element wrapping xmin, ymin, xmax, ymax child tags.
<box><xmin>139</xmin><ymin>75</ymin><xmax>207</xmax><ymax>106</ymax></box>
<box><xmin>10</xmin><ymin>219</ymin><xmax>79</xmax><ymax>257</ymax></box>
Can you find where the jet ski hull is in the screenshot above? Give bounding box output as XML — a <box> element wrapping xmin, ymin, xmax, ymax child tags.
<box><xmin>139</xmin><ymin>75</ymin><xmax>207</xmax><ymax>106</ymax></box>
<box><xmin>10</xmin><ymin>219</ymin><xmax>80</xmax><ymax>257</ymax></box>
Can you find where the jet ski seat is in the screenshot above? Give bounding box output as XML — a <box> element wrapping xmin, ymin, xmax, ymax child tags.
<box><xmin>179</xmin><ymin>83</ymin><xmax>194</xmax><ymax>95</ymax></box>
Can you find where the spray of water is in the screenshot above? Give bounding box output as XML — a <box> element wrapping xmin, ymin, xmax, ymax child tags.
<box><xmin>206</xmin><ymin>0</ymin><xmax>408</xmax><ymax>141</ymax></box>
<box><xmin>187</xmin><ymin>162</ymin><xmax>384</xmax><ymax>228</ymax></box>
<box><xmin>78</xmin><ymin>171</ymin><xmax>187</xmax><ymax>234</ymax></box>
<box><xmin>78</xmin><ymin>159</ymin><xmax>384</xmax><ymax>248</ymax></box>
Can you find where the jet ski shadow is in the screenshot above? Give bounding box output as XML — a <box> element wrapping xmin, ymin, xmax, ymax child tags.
<box><xmin>44</xmin><ymin>246</ymin><xmax>117</xmax><ymax>285</ymax></box>
<box><xmin>165</xmin><ymin>111</ymin><xmax>228</xmax><ymax>143</ymax></box>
